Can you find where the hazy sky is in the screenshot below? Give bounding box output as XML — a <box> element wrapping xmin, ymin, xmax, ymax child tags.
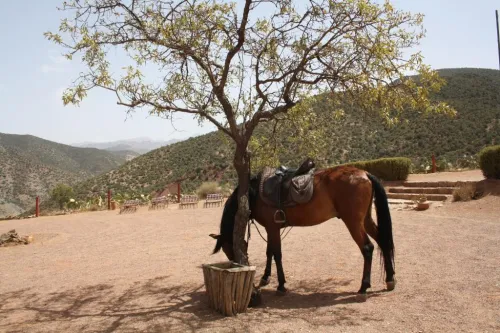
<box><xmin>0</xmin><ymin>0</ymin><xmax>498</xmax><ymax>145</ymax></box>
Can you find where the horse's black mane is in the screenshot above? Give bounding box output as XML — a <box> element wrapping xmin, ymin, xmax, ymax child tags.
<box><xmin>212</xmin><ymin>174</ymin><xmax>260</xmax><ymax>254</ymax></box>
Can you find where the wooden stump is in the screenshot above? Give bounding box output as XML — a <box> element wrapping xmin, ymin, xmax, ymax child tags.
<box><xmin>202</xmin><ymin>261</ymin><xmax>256</xmax><ymax>316</ymax></box>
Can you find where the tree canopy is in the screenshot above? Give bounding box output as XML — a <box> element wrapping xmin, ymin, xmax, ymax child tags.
<box><xmin>46</xmin><ymin>0</ymin><xmax>454</xmax><ymax>148</ymax></box>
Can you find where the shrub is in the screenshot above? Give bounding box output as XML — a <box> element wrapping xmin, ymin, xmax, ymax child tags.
<box><xmin>410</xmin><ymin>157</ymin><xmax>431</xmax><ymax>174</ymax></box>
<box><xmin>219</xmin><ymin>183</ymin><xmax>236</xmax><ymax>197</ymax></box>
<box><xmin>436</xmin><ymin>158</ymin><xmax>448</xmax><ymax>172</ymax></box>
<box><xmin>452</xmin><ymin>183</ymin><xmax>482</xmax><ymax>202</ymax></box>
<box><xmin>344</xmin><ymin>157</ymin><xmax>412</xmax><ymax>181</ymax></box>
<box><xmin>196</xmin><ymin>182</ymin><xmax>222</xmax><ymax>199</ymax></box>
<box><xmin>455</xmin><ymin>155</ymin><xmax>479</xmax><ymax>170</ymax></box>
<box><xmin>50</xmin><ymin>183</ymin><xmax>74</xmax><ymax>209</ymax></box>
<box><xmin>66</xmin><ymin>199</ymin><xmax>80</xmax><ymax>210</ymax></box>
<box><xmin>478</xmin><ymin>145</ymin><xmax>500</xmax><ymax>179</ymax></box>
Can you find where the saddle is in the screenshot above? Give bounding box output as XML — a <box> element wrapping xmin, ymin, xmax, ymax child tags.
<box><xmin>259</xmin><ymin>158</ymin><xmax>316</xmax><ymax>224</ymax></box>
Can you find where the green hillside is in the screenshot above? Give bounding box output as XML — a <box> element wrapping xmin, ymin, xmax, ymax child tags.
<box><xmin>0</xmin><ymin>133</ymin><xmax>128</xmax><ymax>217</ymax></box>
<box><xmin>307</xmin><ymin>68</ymin><xmax>500</xmax><ymax>167</ymax></box>
<box><xmin>72</xmin><ymin>68</ymin><xmax>500</xmax><ymax>199</ymax></box>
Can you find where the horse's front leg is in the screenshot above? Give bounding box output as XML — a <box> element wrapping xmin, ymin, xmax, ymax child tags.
<box><xmin>269</xmin><ymin>228</ymin><xmax>287</xmax><ymax>295</ymax></box>
<box><xmin>259</xmin><ymin>241</ymin><xmax>273</xmax><ymax>287</ymax></box>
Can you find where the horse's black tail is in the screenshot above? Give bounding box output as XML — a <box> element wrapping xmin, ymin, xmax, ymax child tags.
<box><xmin>367</xmin><ymin>173</ymin><xmax>395</xmax><ymax>276</ymax></box>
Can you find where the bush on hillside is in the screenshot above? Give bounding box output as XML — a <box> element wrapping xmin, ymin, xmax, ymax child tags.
<box><xmin>478</xmin><ymin>145</ymin><xmax>500</xmax><ymax>179</ymax></box>
<box><xmin>454</xmin><ymin>154</ymin><xmax>479</xmax><ymax>170</ymax></box>
<box><xmin>436</xmin><ymin>158</ymin><xmax>448</xmax><ymax>172</ymax></box>
<box><xmin>50</xmin><ymin>183</ymin><xmax>75</xmax><ymax>209</ymax></box>
<box><xmin>345</xmin><ymin>157</ymin><xmax>412</xmax><ymax>181</ymax></box>
<box><xmin>220</xmin><ymin>183</ymin><xmax>236</xmax><ymax>197</ymax></box>
<box><xmin>196</xmin><ymin>182</ymin><xmax>222</xmax><ymax>199</ymax></box>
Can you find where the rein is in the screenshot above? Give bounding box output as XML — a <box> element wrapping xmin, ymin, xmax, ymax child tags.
<box><xmin>247</xmin><ymin>219</ymin><xmax>293</xmax><ymax>244</ymax></box>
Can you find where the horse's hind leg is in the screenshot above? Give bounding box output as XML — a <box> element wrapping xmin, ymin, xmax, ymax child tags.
<box><xmin>342</xmin><ymin>216</ymin><xmax>374</xmax><ymax>296</ymax></box>
<box><xmin>364</xmin><ymin>215</ymin><xmax>396</xmax><ymax>291</ymax></box>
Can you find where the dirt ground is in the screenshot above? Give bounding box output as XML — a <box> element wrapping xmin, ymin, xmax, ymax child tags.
<box><xmin>1</xmin><ymin>179</ymin><xmax>499</xmax><ymax>332</ymax></box>
<box><xmin>406</xmin><ymin>169</ymin><xmax>484</xmax><ymax>182</ymax></box>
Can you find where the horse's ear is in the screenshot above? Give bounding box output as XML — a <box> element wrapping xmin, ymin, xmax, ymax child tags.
<box><xmin>209</xmin><ymin>234</ymin><xmax>220</xmax><ymax>239</ymax></box>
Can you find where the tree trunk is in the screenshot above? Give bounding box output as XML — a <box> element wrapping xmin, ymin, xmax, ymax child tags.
<box><xmin>233</xmin><ymin>145</ymin><xmax>251</xmax><ymax>266</ymax></box>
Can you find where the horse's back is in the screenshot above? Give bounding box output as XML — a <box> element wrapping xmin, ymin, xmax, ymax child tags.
<box><xmin>253</xmin><ymin>165</ymin><xmax>373</xmax><ymax>227</ymax></box>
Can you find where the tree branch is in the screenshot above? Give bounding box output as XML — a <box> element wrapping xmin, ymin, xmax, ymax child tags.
<box><xmin>220</xmin><ymin>0</ymin><xmax>252</xmax><ymax>89</ymax></box>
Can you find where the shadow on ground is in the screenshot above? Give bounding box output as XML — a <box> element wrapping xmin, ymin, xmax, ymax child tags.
<box><xmin>258</xmin><ymin>277</ymin><xmax>386</xmax><ymax>310</ymax></box>
<box><xmin>0</xmin><ymin>277</ymin><xmax>381</xmax><ymax>332</ymax></box>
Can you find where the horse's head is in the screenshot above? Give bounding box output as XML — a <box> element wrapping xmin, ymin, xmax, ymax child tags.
<box><xmin>209</xmin><ymin>185</ymin><xmax>239</xmax><ymax>261</ymax></box>
<box><xmin>209</xmin><ymin>233</ymin><xmax>236</xmax><ymax>261</ymax></box>
<box><xmin>210</xmin><ymin>176</ymin><xmax>258</xmax><ymax>261</ymax></box>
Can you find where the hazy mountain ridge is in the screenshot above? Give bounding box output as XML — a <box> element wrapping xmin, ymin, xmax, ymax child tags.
<box><xmin>73</xmin><ymin>137</ymin><xmax>183</xmax><ymax>154</ymax></box>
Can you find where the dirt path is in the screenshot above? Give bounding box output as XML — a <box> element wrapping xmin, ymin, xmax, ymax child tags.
<box><xmin>1</xmin><ymin>194</ymin><xmax>499</xmax><ymax>332</ymax></box>
<box><xmin>407</xmin><ymin>169</ymin><xmax>484</xmax><ymax>182</ymax></box>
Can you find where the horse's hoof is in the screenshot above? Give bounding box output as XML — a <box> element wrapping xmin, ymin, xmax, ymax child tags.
<box><xmin>386</xmin><ymin>279</ymin><xmax>396</xmax><ymax>291</ymax></box>
<box><xmin>248</xmin><ymin>290</ymin><xmax>262</xmax><ymax>307</ymax></box>
<box><xmin>356</xmin><ymin>293</ymin><xmax>368</xmax><ymax>302</ymax></box>
<box><xmin>276</xmin><ymin>287</ymin><xmax>288</xmax><ymax>296</ymax></box>
<box><xmin>259</xmin><ymin>277</ymin><xmax>270</xmax><ymax>287</ymax></box>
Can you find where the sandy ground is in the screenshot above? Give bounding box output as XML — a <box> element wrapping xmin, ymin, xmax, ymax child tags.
<box><xmin>1</xmin><ymin>176</ymin><xmax>499</xmax><ymax>332</ymax></box>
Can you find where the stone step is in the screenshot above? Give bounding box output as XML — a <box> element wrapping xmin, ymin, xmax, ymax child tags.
<box><xmin>388</xmin><ymin>199</ymin><xmax>415</xmax><ymax>205</ymax></box>
<box><xmin>388</xmin><ymin>187</ymin><xmax>455</xmax><ymax>195</ymax></box>
<box><xmin>387</xmin><ymin>193</ymin><xmax>451</xmax><ymax>202</ymax></box>
<box><xmin>402</xmin><ymin>181</ymin><xmax>477</xmax><ymax>188</ymax></box>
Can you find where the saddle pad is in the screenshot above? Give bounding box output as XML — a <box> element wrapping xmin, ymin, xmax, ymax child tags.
<box><xmin>259</xmin><ymin>167</ymin><xmax>315</xmax><ymax>208</ymax></box>
<box><xmin>290</xmin><ymin>172</ymin><xmax>314</xmax><ymax>204</ymax></box>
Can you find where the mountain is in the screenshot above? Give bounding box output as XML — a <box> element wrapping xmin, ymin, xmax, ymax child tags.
<box><xmin>73</xmin><ymin>137</ymin><xmax>182</xmax><ymax>154</ymax></box>
<box><xmin>72</xmin><ymin>68</ymin><xmax>500</xmax><ymax>199</ymax></box>
<box><xmin>107</xmin><ymin>150</ymin><xmax>141</xmax><ymax>161</ymax></box>
<box><xmin>0</xmin><ymin>133</ymin><xmax>128</xmax><ymax>218</ymax></box>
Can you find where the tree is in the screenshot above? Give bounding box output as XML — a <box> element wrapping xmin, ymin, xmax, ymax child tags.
<box><xmin>46</xmin><ymin>0</ymin><xmax>454</xmax><ymax>265</ymax></box>
<box><xmin>50</xmin><ymin>183</ymin><xmax>74</xmax><ymax>210</ymax></box>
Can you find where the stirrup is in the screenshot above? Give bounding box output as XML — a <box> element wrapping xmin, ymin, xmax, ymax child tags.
<box><xmin>274</xmin><ymin>210</ymin><xmax>286</xmax><ymax>224</ymax></box>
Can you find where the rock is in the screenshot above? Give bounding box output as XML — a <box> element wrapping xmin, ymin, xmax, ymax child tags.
<box><xmin>0</xmin><ymin>229</ymin><xmax>32</xmax><ymax>247</ymax></box>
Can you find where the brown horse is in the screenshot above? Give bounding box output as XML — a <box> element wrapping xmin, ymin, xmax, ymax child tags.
<box><xmin>209</xmin><ymin>165</ymin><xmax>396</xmax><ymax>299</ymax></box>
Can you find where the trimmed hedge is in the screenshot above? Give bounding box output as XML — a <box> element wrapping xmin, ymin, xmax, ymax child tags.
<box><xmin>343</xmin><ymin>157</ymin><xmax>412</xmax><ymax>181</ymax></box>
<box><xmin>478</xmin><ymin>145</ymin><xmax>500</xmax><ymax>179</ymax></box>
